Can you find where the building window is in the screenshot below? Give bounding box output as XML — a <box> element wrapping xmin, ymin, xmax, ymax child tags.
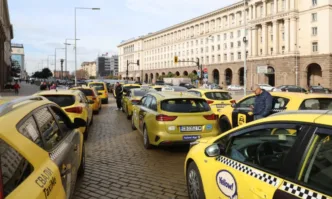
<box><xmin>196</xmin><ymin>40</ymin><xmax>199</xmax><ymax>45</ymax></box>
<box><xmin>271</xmin><ymin>35</ymin><xmax>273</xmax><ymax>41</ymax></box>
<box><xmin>206</xmin><ymin>46</ymin><xmax>209</xmax><ymax>52</ymax></box>
<box><xmin>312</xmin><ymin>0</ymin><xmax>317</xmax><ymax>6</ymax></box>
<box><xmin>218</xmin><ymin>54</ymin><xmax>221</xmax><ymax>62</ymax></box>
<box><xmin>224</xmin><ymin>54</ymin><xmax>227</xmax><ymax>61</ymax></box>
<box><xmin>218</xmin><ymin>44</ymin><xmax>221</xmax><ymax>51</ymax></box>
<box><xmin>260</xmin><ymin>6</ymin><xmax>263</xmax><ymax>17</ymax></box>
<box><xmin>312</xmin><ymin>27</ymin><xmax>318</xmax><ymax>36</ymax></box>
<box><xmin>237</xmin><ymin>41</ymin><xmax>241</xmax><ymax>47</ymax></box>
<box><xmin>271</xmin><ymin>3</ymin><xmax>274</xmax><ymax>14</ymax></box>
<box><xmin>230</xmin><ymin>32</ymin><xmax>233</xmax><ymax>39</ymax></box>
<box><xmin>231</xmin><ymin>53</ymin><xmax>234</xmax><ymax>61</ymax></box>
<box><xmin>206</xmin><ymin>56</ymin><xmax>209</xmax><ymax>64</ymax></box>
<box><xmin>230</xmin><ymin>42</ymin><xmax>234</xmax><ymax>48</ymax></box>
<box><xmin>206</xmin><ymin>38</ymin><xmax>209</xmax><ymax>44</ymax></box>
<box><xmin>217</xmin><ymin>35</ymin><xmax>221</xmax><ymax>41</ymax></box>
<box><xmin>246</xmin><ymin>51</ymin><xmax>248</xmax><ymax>58</ymax></box>
<box><xmin>312</xmin><ymin>13</ymin><xmax>317</xmax><ymax>21</ymax></box>
<box><xmin>237</xmin><ymin>30</ymin><xmax>241</xmax><ymax>37</ymax></box>
<box><xmin>282</xmin><ymin>46</ymin><xmax>285</xmax><ymax>54</ymax></box>
<box><xmin>212</xmin><ymin>46</ymin><xmax>215</xmax><ymax>52</ymax></box>
<box><xmin>260</xmin><ymin>49</ymin><xmax>263</xmax><ymax>55</ymax></box>
<box><xmin>237</xmin><ymin>52</ymin><xmax>241</xmax><ymax>60</ymax></box>
<box><xmin>201</xmin><ymin>39</ymin><xmax>204</xmax><ymax>44</ymax></box>
<box><xmin>201</xmin><ymin>48</ymin><xmax>204</xmax><ymax>53</ymax></box>
<box><xmin>211</xmin><ymin>36</ymin><xmax>214</xmax><ymax>42</ymax></box>
<box><xmin>212</xmin><ymin>55</ymin><xmax>215</xmax><ymax>63</ymax></box>
<box><xmin>224</xmin><ymin>33</ymin><xmax>227</xmax><ymax>40</ymax></box>
<box><xmin>191</xmin><ymin>41</ymin><xmax>194</xmax><ymax>46</ymax></box>
<box><xmin>282</xmin><ymin>32</ymin><xmax>285</xmax><ymax>41</ymax></box>
<box><xmin>261</xmin><ymin>37</ymin><xmax>263</xmax><ymax>43</ymax></box>
<box><xmin>224</xmin><ymin>43</ymin><xmax>227</xmax><ymax>49</ymax></box>
<box><xmin>270</xmin><ymin>48</ymin><xmax>273</xmax><ymax>55</ymax></box>
<box><xmin>312</xmin><ymin>42</ymin><xmax>318</xmax><ymax>52</ymax></box>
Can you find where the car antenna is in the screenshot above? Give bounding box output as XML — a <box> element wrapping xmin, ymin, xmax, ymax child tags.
<box><xmin>313</xmin><ymin>110</ymin><xmax>332</xmax><ymax>123</ymax></box>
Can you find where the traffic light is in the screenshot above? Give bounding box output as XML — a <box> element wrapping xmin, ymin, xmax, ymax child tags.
<box><xmin>174</xmin><ymin>56</ymin><xmax>178</xmax><ymax>63</ymax></box>
<box><xmin>137</xmin><ymin>60</ymin><xmax>140</xmax><ymax>66</ymax></box>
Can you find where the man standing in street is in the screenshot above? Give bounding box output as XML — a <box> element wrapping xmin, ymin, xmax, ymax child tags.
<box><xmin>115</xmin><ymin>82</ymin><xmax>123</xmax><ymax>110</ymax></box>
<box><xmin>40</xmin><ymin>82</ymin><xmax>47</xmax><ymax>91</ymax></box>
<box><xmin>251</xmin><ymin>86</ymin><xmax>273</xmax><ymax>120</ymax></box>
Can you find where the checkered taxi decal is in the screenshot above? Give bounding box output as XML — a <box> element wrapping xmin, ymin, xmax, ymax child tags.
<box><xmin>217</xmin><ymin>156</ymin><xmax>280</xmax><ymax>187</ymax></box>
<box><xmin>281</xmin><ymin>181</ymin><xmax>328</xmax><ymax>199</ymax></box>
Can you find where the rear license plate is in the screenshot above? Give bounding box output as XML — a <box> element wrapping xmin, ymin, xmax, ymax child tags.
<box><xmin>216</xmin><ymin>104</ymin><xmax>225</xmax><ymax>108</ymax></box>
<box><xmin>183</xmin><ymin>135</ymin><xmax>201</xmax><ymax>141</ymax></box>
<box><xmin>180</xmin><ymin>126</ymin><xmax>202</xmax><ymax>132</ymax></box>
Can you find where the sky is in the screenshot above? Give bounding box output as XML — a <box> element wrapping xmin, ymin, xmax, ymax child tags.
<box><xmin>8</xmin><ymin>0</ymin><xmax>239</xmax><ymax>74</ymax></box>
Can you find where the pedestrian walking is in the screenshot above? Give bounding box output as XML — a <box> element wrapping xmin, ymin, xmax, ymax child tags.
<box><xmin>115</xmin><ymin>82</ymin><xmax>123</xmax><ymax>110</ymax></box>
<box><xmin>13</xmin><ymin>81</ymin><xmax>20</xmax><ymax>95</ymax></box>
<box><xmin>250</xmin><ymin>86</ymin><xmax>273</xmax><ymax>120</ymax></box>
<box><xmin>50</xmin><ymin>83</ymin><xmax>57</xmax><ymax>90</ymax></box>
<box><xmin>40</xmin><ymin>82</ymin><xmax>47</xmax><ymax>90</ymax></box>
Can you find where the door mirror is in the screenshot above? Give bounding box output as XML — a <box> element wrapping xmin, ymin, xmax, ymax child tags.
<box><xmin>72</xmin><ymin>118</ymin><xmax>87</xmax><ymax>128</ymax></box>
<box><xmin>88</xmin><ymin>100</ymin><xmax>94</xmax><ymax>104</ymax></box>
<box><xmin>205</xmin><ymin>144</ymin><xmax>222</xmax><ymax>157</ymax></box>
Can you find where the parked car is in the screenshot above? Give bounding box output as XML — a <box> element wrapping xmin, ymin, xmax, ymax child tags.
<box><xmin>227</xmin><ymin>85</ymin><xmax>243</xmax><ymax>91</ymax></box>
<box><xmin>155</xmin><ymin>80</ymin><xmax>165</xmax><ymax>85</ymax></box>
<box><xmin>179</xmin><ymin>83</ymin><xmax>196</xmax><ymax>89</ymax></box>
<box><xmin>309</xmin><ymin>86</ymin><xmax>331</xmax><ymax>94</ymax></box>
<box><xmin>273</xmin><ymin>85</ymin><xmax>307</xmax><ymax>93</ymax></box>
<box><xmin>71</xmin><ymin>86</ymin><xmax>102</xmax><ymax>114</ymax></box>
<box><xmin>258</xmin><ymin>83</ymin><xmax>275</xmax><ymax>91</ymax></box>
<box><xmin>170</xmin><ymin>86</ymin><xmax>189</xmax><ymax>92</ymax></box>
<box><xmin>88</xmin><ymin>81</ymin><xmax>109</xmax><ymax>104</ymax></box>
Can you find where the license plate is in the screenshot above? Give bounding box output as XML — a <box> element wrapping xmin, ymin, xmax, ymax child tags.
<box><xmin>183</xmin><ymin>135</ymin><xmax>201</xmax><ymax>140</ymax></box>
<box><xmin>180</xmin><ymin>126</ymin><xmax>202</xmax><ymax>132</ymax></box>
<box><xmin>216</xmin><ymin>104</ymin><xmax>225</xmax><ymax>108</ymax></box>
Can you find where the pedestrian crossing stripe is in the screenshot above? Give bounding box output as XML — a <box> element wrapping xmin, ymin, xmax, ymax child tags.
<box><xmin>217</xmin><ymin>156</ymin><xmax>280</xmax><ymax>187</ymax></box>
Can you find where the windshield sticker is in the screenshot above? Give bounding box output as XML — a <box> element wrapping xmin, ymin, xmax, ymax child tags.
<box><xmin>216</xmin><ymin>170</ymin><xmax>238</xmax><ymax>199</ymax></box>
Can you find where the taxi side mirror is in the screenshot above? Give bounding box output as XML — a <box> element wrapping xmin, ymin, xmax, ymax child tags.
<box><xmin>205</xmin><ymin>144</ymin><xmax>222</xmax><ymax>157</ymax></box>
<box><xmin>72</xmin><ymin>118</ymin><xmax>86</xmax><ymax>128</ymax></box>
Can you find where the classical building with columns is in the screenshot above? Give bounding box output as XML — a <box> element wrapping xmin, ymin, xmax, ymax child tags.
<box><xmin>118</xmin><ymin>0</ymin><xmax>330</xmax><ymax>89</ymax></box>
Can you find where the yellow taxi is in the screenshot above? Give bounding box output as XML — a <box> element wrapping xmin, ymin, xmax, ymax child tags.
<box><xmin>71</xmin><ymin>86</ymin><xmax>102</xmax><ymax>114</ymax></box>
<box><xmin>185</xmin><ymin>110</ymin><xmax>332</xmax><ymax>199</ymax></box>
<box><xmin>0</xmin><ymin>96</ymin><xmax>86</xmax><ymax>199</ymax></box>
<box><xmin>122</xmin><ymin>88</ymin><xmax>155</xmax><ymax>119</ymax></box>
<box><xmin>188</xmin><ymin>89</ymin><xmax>234</xmax><ymax>114</ymax></box>
<box><xmin>122</xmin><ymin>83</ymin><xmax>141</xmax><ymax>96</ymax></box>
<box><xmin>218</xmin><ymin>92</ymin><xmax>332</xmax><ymax>133</ymax></box>
<box><xmin>35</xmin><ymin>90</ymin><xmax>94</xmax><ymax>140</ymax></box>
<box><xmin>131</xmin><ymin>92</ymin><xmax>220</xmax><ymax>149</ymax></box>
<box><xmin>88</xmin><ymin>81</ymin><xmax>108</xmax><ymax>104</ymax></box>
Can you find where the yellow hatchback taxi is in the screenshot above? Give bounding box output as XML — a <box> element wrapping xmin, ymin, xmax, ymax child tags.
<box><xmin>0</xmin><ymin>96</ymin><xmax>86</xmax><ymax>199</ymax></box>
<box><xmin>185</xmin><ymin>110</ymin><xmax>332</xmax><ymax>199</ymax></box>
<box><xmin>188</xmin><ymin>89</ymin><xmax>234</xmax><ymax>114</ymax></box>
<box><xmin>218</xmin><ymin>92</ymin><xmax>332</xmax><ymax>133</ymax></box>
<box><xmin>122</xmin><ymin>84</ymin><xmax>141</xmax><ymax>96</ymax></box>
<box><xmin>88</xmin><ymin>82</ymin><xmax>108</xmax><ymax>104</ymax></box>
<box><xmin>35</xmin><ymin>90</ymin><xmax>94</xmax><ymax>140</ymax></box>
<box><xmin>71</xmin><ymin>86</ymin><xmax>102</xmax><ymax>114</ymax></box>
<box><xmin>131</xmin><ymin>92</ymin><xmax>220</xmax><ymax>149</ymax></box>
<box><xmin>122</xmin><ymin>88</ymin><xmax>155</xmax><ymax>119</ymax></box>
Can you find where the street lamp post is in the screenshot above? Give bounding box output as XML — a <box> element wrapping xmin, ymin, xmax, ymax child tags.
<box><xmin>65</xmin><ymin>38</ymin><xmax>80</xmax><ymax>79</ymax></box>
<box><xmin>243</xmin><ymin>0</ymin><xmax>248</xmax><ymax>96</ymax></box>
<box><xmin>55</xmin><ymin>48</ymin><xmax>65</xmax><ymax>78</ymax></box>
<box><xmin>75</xmin><ymin>7</ymin><xmax>100</xmax><ymax>86</ymax></box>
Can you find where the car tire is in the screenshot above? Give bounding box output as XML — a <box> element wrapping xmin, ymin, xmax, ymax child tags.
<box><xmin>126</xmin><ymin>107</ymin><xmax>131</xmax><ymax>120</ymax></box>
<box><xmin>78</xmin><ymin>144</ymin><xmax>85</xmax><ymax>177</ymax></box>
<box><xmin>219</xmin><ymin>116</ymin><xmax>231</xmax><ymax>134</ymax></box>
<box><xmin>143</xmin><ymin>126</ymin><xmax>152</xmax><ymax>149</ymax></box>
<box><xmin>131</xmin><ymin>115</ymin><xmax>136</xmax><ymax>130</ymax></box>
<box><xmin>90</xmin><ymin>115</ymin><xmax>93</xmax><ymax>126</ymax></box>
<box><xmin>186</xmin><ymin>161</ymin><xmax>206</xmax><ymax>199</ymax></box>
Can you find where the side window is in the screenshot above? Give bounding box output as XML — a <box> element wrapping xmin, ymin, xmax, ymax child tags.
<box><xmin>299</xmin><ymin>132</ymin><xmax>332</xmax><ymax>195</ymax></box>
<box><xmin>50</xmin><ymin>106</ymin><xmax>72</xmax><ymax>133</ymax></box>
<box><xmin>80</xmin><ymin>93</ymin><xmax>87</xmax><ymax>103</ymax></box>
<box><xmin>300</xmin><ymin>99</ymin><xmax>332</xmax><ymax>110</ymax></box>
<box><xmin>149</xmin><ymin>97</ymin><xmax>157</xmax><ymax>111</ymax></box>
<box><xmin>34</xmin><ymin>108</ymin><xmax>66</xmax><ymax>151</ymax></box>
<box><xmin>0</xmin><ymin>139</ymin><xmax>33</xmax><ymax>197</ymax></box>
<box><xmin>272</xmin><ymin>97</ymin><xmax>289</xmax><ymax>109</ymax></box>
<box><xmin>143</xmin><ymin>95</ymin><xmax>153</xmax><ymax>108</ymax></box>
<box><xmin>17</xmin><ymin>117</ymin><xmax>42</xmax><ymax>147</ymax></box>
<box><xmin>140</xmin><ymin>96</ymin><xmax>147</xmax><ymax>105</ymax></box>
<box><xmin>224</xmin><ymin>125</ymin><xmax>301</xmax><ymax>174</ymax></box>
<box><xmin>237</xmin><ymin>97</ymin><xmax>255</xmax><ymax>107</ymax></box>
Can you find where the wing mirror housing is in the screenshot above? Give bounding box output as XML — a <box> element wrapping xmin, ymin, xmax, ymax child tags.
<box><xmin>205</xmin><ymin>144</ymin><xmax>224</xmax><ymax>157</ymax></box>
<box><xmin>72</xmin><ymin>118</ymin><xmax>87</xmax><ymax>128</ymax></box>
<box><xmin>230</xmin><ymin>100</ymin><xmax>237</xmax><ymax>108</ymax></box>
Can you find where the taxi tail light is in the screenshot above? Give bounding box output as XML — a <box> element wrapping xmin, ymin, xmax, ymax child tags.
<box><xmin>65</xmin><ymin>107</ymin><xmax>83</xmax><ymax>114</ymax></box>
<box><xmin>204</xmin><ymin>114</ymin><xmax>218</xmax><ymax>120</ymax></box>
<box><xmin>156</xmin><ymin>114</ymin><xmax>177</xmax><ymax>121</ymax></box>
<box><xmin>206</xmin><ymin>100</ymin><xmax>214</xmax><ymax>104</ymax></box>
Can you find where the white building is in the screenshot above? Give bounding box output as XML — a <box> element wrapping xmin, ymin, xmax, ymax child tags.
<box><xmin>81</xmin><ymin>61</ymin><xmax>97</xmax><ymax>78</ymax></box>
<box><xmin>118</xmin><ymin>0</ymin><xmax>331</xmax><ymax>89</ymax></box>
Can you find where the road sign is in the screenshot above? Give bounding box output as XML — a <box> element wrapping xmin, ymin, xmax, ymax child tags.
<box><xmin>257</xmin><ymin>66</ymin><xmax>268</xmax><ymax>74</ymax></box>
<box><xmin>203</xmin><ymin>67</ymin><xmax>208</xmax><ymax>73</ymax></box>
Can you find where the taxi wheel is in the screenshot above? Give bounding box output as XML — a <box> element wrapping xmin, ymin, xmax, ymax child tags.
<box><xmin>131</xmin><ymin>116</ymin><xmax>136</xmax><ymax>130</ymax></box>
<box><xmin>187</xmin><ymin>162</ymin><xmax>206</xmax><ymax>199</ymax></box>
<box><xmin>143</xmin><ymin>126</ymin><xmax>152</xmax><ymax>149</ymax></box>
<box><xmin>219</xmin><ymin>116</ymin><xmax>231</xmax><ymax>133</ymax></box>
<box><xmin>126</xmin><ymin>108</ymin><xmax>131</xmax><ymax>120</ymax></box>
<box><xmin>78</xmin><ymin>144</ymin><xmax>85</xmax><ymax>176</ymax></box>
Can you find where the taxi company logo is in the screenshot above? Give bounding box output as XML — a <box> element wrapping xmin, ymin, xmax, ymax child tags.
<box><xmin>206</xmin><ymin>124</ymin><xmax>213</xmax><ymax>130</ymax></box>
<box><xmin>216</xmin><ymin>170</ymin><xmax>238</xmax><ymax>199</ymax></box>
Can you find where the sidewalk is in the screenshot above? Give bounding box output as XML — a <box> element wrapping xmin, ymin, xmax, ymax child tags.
<box><xmin>0</xmin><ymin>82</ymin><xmax>39</xmax><ymax>100</ymax></box>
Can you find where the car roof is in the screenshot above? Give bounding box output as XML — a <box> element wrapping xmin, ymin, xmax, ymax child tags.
<box><xmin>189</xmin><ymin>88</ymin><xmax>228</xmax><ymax>93</ymax></box>
<box><xmin>36</xmin><ymin>89</ymin><xmax>81</xmax><ymax>96</ymax></box>
<box><xmin>149</xmin><ymin>91</ymin><xmax>202</xmax><ymax>100</ymax></box>
<box><xmin>244</xmin><ymin>92</ymin><xmax>331</xmax><ymax>99</ymax></box>
<box><xmin>123</xmin><ymin>84</ymin><xmax>141</xmax><ymax>87</ymax></box>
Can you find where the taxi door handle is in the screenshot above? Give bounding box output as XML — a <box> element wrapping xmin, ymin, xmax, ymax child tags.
<box><xmin>250</xmin><ymin>187</ymin><xmax>267</xmax><ymax>199</ymax></box>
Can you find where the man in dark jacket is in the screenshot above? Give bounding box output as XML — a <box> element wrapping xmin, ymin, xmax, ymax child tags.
<box><xmin>252</xmin><ymin>86</ymin><xmax>273</xmax><ymax>120</ymax></box>
<box><xmin>115</xmin><ymin>82</ymin><xmax>123</xmax><ymax>110</ymax></box>
<box><xmin>40</xmin><ymin>82</ymin><xmax>47</xmax><ymax>91</ymax></box>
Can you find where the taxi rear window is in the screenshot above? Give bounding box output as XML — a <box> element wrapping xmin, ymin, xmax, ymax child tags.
<box><xmin>42</xmin><ymin>95</ymin><xmax>75</xmax><ymax>107</ymax></box>
<box><xmin>124</xmin><ymin>86</ymin><xmax>141</xmax><ymax>93</ymax></box>
<box><xmin>205</xmin><ymin>92</ymin><xmax>232</xmax><ymax>100</ymax></box>
<box><xmin>76</xmin><ymin>89</ymin><xmax>94</xmax><ymax>96</ymax></box>
<box><xmin>133</xmin><ymin>90</ymin><xmax>147</xmax><ymax>96</ymax></box>
<box><xmin>299</xmin><ymin>98</ymin><xmax>332</xmax><ymax>110</ymax></box>
<box><xmin>161</xmin><ymin>98</ymin><xmax>210</xmax><ymax>113</ymax></box>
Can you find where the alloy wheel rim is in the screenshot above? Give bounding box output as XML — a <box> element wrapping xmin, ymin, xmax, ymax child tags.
<box><xmin>188</xmin><ymin>170</ymin><xmax>200</xmax><ymax>199</ymax></box>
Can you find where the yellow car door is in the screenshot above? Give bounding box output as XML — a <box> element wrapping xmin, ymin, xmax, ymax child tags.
<box><xmin>204</xmin><ymin>123</ymin><xmax>310</xmax><ymax>199</ymax></box>
<box><xmin>78</xmin><ymin>93</ymin><xmax>92</xmax><ymax>124</ymax></box>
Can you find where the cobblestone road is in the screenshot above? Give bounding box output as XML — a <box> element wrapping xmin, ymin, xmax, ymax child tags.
<box><xmin>73</xmin><ymin>98</ymin><xmax>189</xmax><ymax>199</ymax></box>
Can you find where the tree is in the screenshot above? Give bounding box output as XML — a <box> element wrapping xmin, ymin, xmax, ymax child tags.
<box><xmin>89</xmin><ymin>76</ymin><xmax>96</xmax><ymax>79</ymax></box>
<box><xmin>41</xmin><ymin>68</ymin><xmax>53</xmax><ymax>79</ymax></box>
<box><xmin>188</xmin><ymin>72</ymin><xmax>198</xmax><ymax>81</ymax></box>
<box><xmin>166</xmin><ymin>72</ymin><xmax>174</xmax><ymax>77</ymax></box>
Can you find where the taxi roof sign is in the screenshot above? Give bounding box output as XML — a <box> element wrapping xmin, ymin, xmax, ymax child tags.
<box><xmin>162</xmin><ymin>87</ymin><xmax>175</xmax><ymax>92</ymax></box>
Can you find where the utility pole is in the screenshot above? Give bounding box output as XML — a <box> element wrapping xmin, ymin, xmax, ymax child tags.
<box><xmin>243</xmin><ymin>0</ymin><xmax>248</xmax><ymax>97</ymax></box>
<box><xmin>126</xmin><ymin>60</ymin><xmax>140</xmax><ymax>84</ymax></box>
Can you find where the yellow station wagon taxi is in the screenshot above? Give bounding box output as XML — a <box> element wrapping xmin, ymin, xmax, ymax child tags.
<box><xmin>188</xmin><ymin>89</ymin><xmax>234</xmax><ymax>114</ymax></box>
<box><xmin>0</xmin><ymin>96</ymin><xmax>86</xmax><ymax>199</ymax></box>
<box><xmin>71</xmin><ymin>86</ymin><xmax>102</xmax><ymax>114</ymax></box>
<box><xmin>131</xmin><ymin>92</ymin><xmax>220</xmax><ymax>149</ymax></box>
<box><xmin>35</xmin><ymin>90</ymin><xmax>93</xmax><ymax>140</ymax></box>
<box><xmin>218</xmin><ymin>92</ymin><xmax>332</xmax><ymax>133</ymax></box>
<box><xmin>185</xmin><ymin>110</ymin><xmax>332</xmax><ymax>199</ymax></box>
<box><xmin>88</xmin><ymin>82</ymin><xmax>109</xmax><ymax>104</ymax></box>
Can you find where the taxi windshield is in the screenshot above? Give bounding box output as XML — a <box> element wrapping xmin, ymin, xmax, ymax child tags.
<box><xmin>161</xmin><ymin>99</ymin><xmax>210</xmax><ymax>113</ymax></box>
<box><xmin>76</xmin><ymin>89</ymin><xmax>94</xmax><ymax>96</ymax></box>
<box><xmin>205</xmin><ymin>92</ymin><xmax>232</xmax><ymax>100</ymax></box>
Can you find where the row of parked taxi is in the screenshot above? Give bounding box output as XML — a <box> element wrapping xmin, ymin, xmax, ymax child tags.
<box><xmin>0</xmin><ymin>81</ymin><xmax>109</xmax><ymax>199</ymax></box>
<box><xmin>118</xmin><ymin>83</ymin><xmax>332</xmax><ymax>199</ymax></box>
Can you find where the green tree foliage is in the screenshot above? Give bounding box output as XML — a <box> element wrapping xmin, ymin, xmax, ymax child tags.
<box><xmin>32</xmin><ymin>68</ymin><xmax>53</xmax><ymax>79</ymax></box>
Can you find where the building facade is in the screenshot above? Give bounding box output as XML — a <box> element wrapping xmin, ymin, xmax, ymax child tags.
<box><xmin>109</xmin><ymin>55</ymin><xmax>119</xmax><ymax>77</ymax></box>
<box><xmin>118</xmin><ymin>0</ymin><xmax>331</xmax><ymax>89</ymax></box>
<box><xmin>96</xmin><ymin>56</ymin><xmax>111</xmax><ymax>77</ymax></box>
<box><xmin>81</xmin><ymin>61</ymin><xmax>97</xmax><ymax>78</ymax></box>
<box><xmin>53</xmin><ymin>71</ymin><xmax>70</xmax><ymax>79</ymax></box>
<box><xmin>0</xmin><ymin>0</ymin><xmax>13</xmax><ymax>90</ymax></box>
<box><xmin>11</xmin><ymin>43</ymin><xmax>25</xmax><ymax>79</ymax></box>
